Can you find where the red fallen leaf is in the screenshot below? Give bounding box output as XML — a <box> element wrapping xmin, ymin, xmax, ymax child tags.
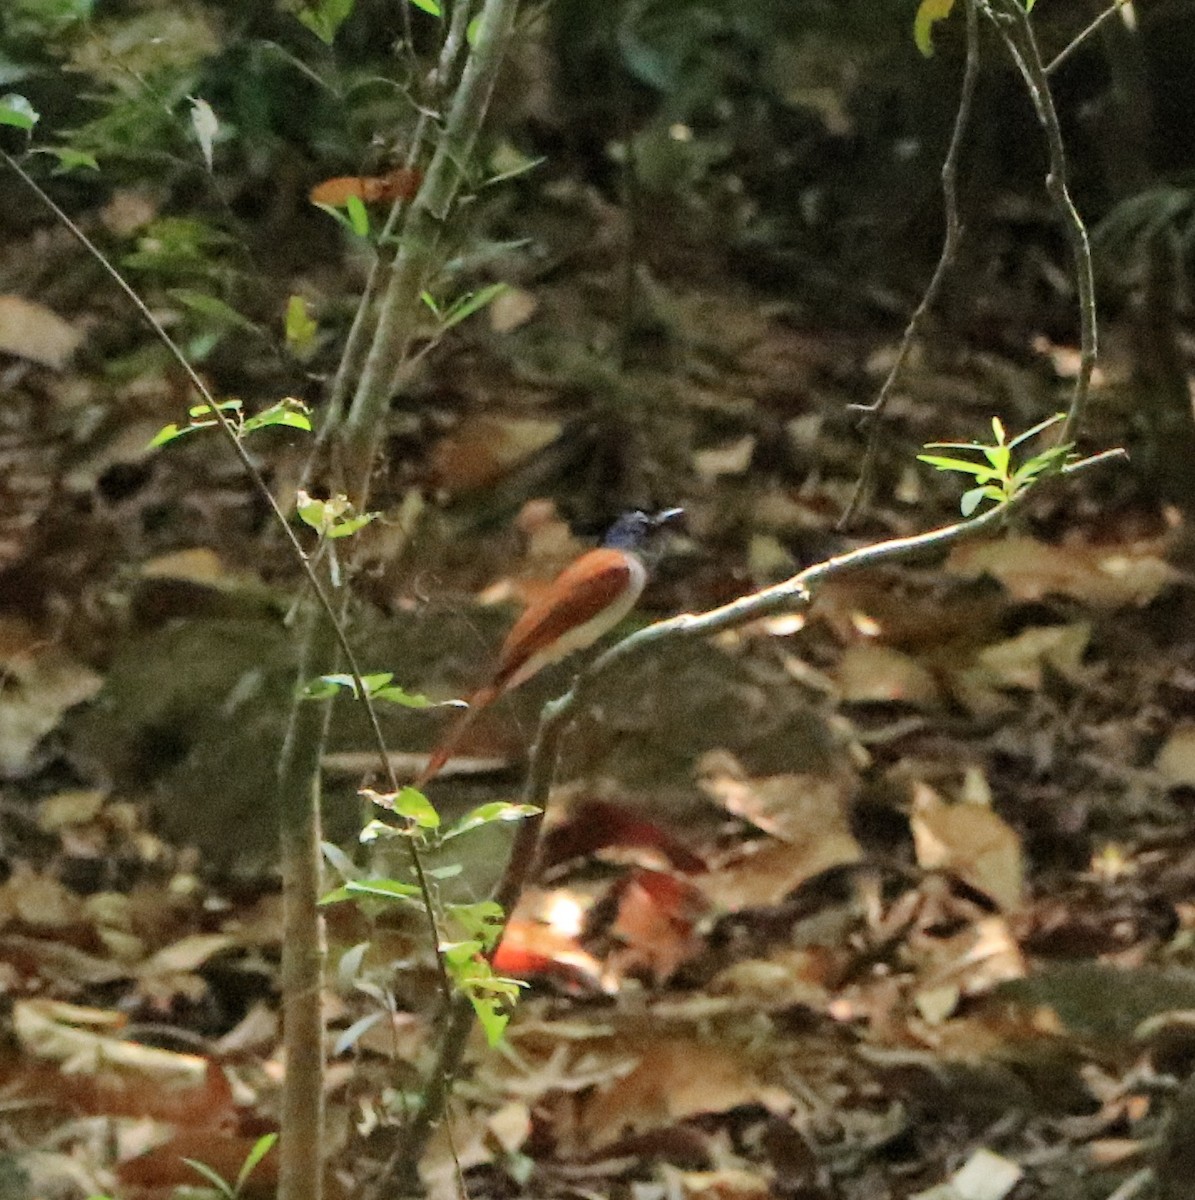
<box><xmin>492</xmin><ymin>918</ymin><xmax>603</xmax><ymax>987</ymax></box>
<box><xmin>542</xmin><ymin>799</ymin><xmax>708</xmax><ymax>874</ymax></box>
<box><xmin>604</xmin><ymin>869</ymin><xmax>708</xmax><ymax>983</ymax></box>
<box><xmin>309</xmin><ymin>166</ymin><xmax>422</xmax><ymax>207</ymax></box>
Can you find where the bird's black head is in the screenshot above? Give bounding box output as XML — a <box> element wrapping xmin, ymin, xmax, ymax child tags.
<box><xmin>602</xmin><ymin>507</ymin><xmax>684</xmax><ymax>551</ymax></box>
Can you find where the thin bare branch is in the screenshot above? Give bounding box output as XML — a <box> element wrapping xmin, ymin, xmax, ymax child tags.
<box><xmin>841</xmin><ymin>0</ymin><xmax>981</xmax><ymax>528</ymax></box>
<box><xmin>985</xmin><ymin>0</ymin><xmax>1098</xmax><ymax>447</ymax></box>
<box><xmin>1046</xmin><ymin>0</ymin><xmax>1135</xmax><ymax>76</ymax></box>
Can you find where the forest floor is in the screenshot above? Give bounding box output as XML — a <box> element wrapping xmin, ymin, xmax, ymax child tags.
<box><xmin>2</xmin><ymin>179</ymin><xmax>1195</xmax><ymax>1200</ymax></box>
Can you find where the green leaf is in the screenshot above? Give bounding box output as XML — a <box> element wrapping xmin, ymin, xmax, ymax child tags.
<box><xmin>960</xmin><ymin>486</ymin><xmax>997</xmax><ymax>517</ymax></box>
<box><xmin>320</xmin><ymin>840</ymin><xmax>361</xmax><ymax>880</ymax></box>
<box><xmin>182</xmin><ymin>1158</ymin><xmax>234</xmax><ymax>1198</ymax></box>
<box><xmin>189</xmin><ymin>95</ymin><xmax>219</xmax><ymax>172</ymax></box>
<box><xmin>425</xmin><ymin>863</ymin><xmax>463</xmax><ymax>879</ymax></box>
<box><xmin>190</xmin><ymin>400</ymin><xmax>240</xmax><ymax>417</ymax></box>
<box><xmin>447</xmin><ymin>900</ymin><xmax>505</xmax><ymax>948</ymax></box>
<box><xmin>407</xmin><ymin>0</ymin><xmax>442</xmax><ymax>15</ymax></box>
<box><xmin>1007</xmin><ymin>411</ymin><xmax>1066</xmax><ymax>449</ymax></box>
<box><xmin>438</xmin><ymin>283</ymin><xmax>508</xmax><ymax>332</ymax></box>
<box><xmin>298</xmin><ymin>0</ymin><xmax>356</xmax><ymax>43</ymax></box>
<box><xmin>313</xmin><ymin>202</ymin><xmax>360</xmax><ymax>232</ymax></box>
<box><xmin>295</xmin><ymin>491</ymin><xmax>370</xmax><ymax>536</ymax></box>
<box><xmin>363</xmin><ymin>786</ymin><xmax>440</xmax><ymax>829</ymax></box>
<box><xmin>148</xmin><ymin>423</ymin><xmax>187</xmax><ymax>448</ymax></box>
<box><xmin>981</xmin><ymin>443</ymin><xmax>1011</xmax><ymax>477</ymax></box>
<box><xmin>235</xmin><ymin>1133</ymin><xmax>278</xmax><ymax>1193</ymax></box>
<box><xmin>323</xmin><ymin>511</ymin><xmax>376</xmax><ymax>539</ymax></box>
<box><xmin>285</xmin><ymin>295</ymin><xmax>318</xmax><ymax>355</ymax></box>
<box><xmin>346</xmin><ymin>194</ymin><xmax>369</xmax><ymax>237</ymax></box>
<box><xmin>913</xmin><ymin>0</ymin><xmax>956</xmax><ymax>57</ymax></box>
<box><xmin>0</xmin><ymin>93</ymin><xmax>38</xmax><ymax>132</ymax></box>
<box><xmin>466</xmin><ymin>14</ymin><xmax>482</xmax><ymax>46</ymax></box>
<box><xmin>372</xmin><ymin>683</ymin><xmax>440</xmax><ymax>709</ymax></box>
<box><xmin>443</xmin><ymin>802</ymin><xmax>541</xmax><ymax>842</ymax></box>
<box><xmin>472</xmin><ymin>994</ymin><xmax>510</xmax><ymax>1045</ymax></box>
<box><xmin>306</xmin><ymin>672</ymin><xmax>442</xmax><ymax>709</ymax></box>
<box><xmin>168</xmin><ymin>288</ymin><xmax>261</xmax><ymax>334</ymax></box>
<box><xmin>916</xmin><ymin>454</ymin><xmax>1001</xmax><ymax>481</ymax></box>
<box><xmin>35</xmin><ymin>146</ymin><xmax>100</xmax><ymax>173</ymax></box>
<box><xmin>241</xmin><ymin>398</ymin><xmax>313</xmax><ymax>435</ymax></box>
<box><xmin>345</xmin><ymin>878</ymin><xmax>423</xmax><ymax>901</ymax></box>
<box><xmin>441</xmin><ymin>939</ymin><xmax>483</xmax><ymax>966</ymax></box>
<box><xmin>393</xmin><ymin>786</ymin><xmax>440</xmax><ymax>828</ymax></box>
<box><xmin>359</xmin><ymin>819</ymin><xmax>404</xmax><ymax>844</ymax></box>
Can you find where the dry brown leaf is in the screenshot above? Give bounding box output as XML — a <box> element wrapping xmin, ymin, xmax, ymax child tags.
<box><xmin>696</xmin><ymin>753</ymin><xmax>861</xmax><ymax>910</ymax></box>
<box><xmin>911</xmin><ymin>916</ymin><xmax>1026</xmax><ymax>1024</ymax></box>
<box><xmin>947</xmin><ymin>536</ymin><xmax>1180</xmax><ymax>607</ymax></box>
<box><xmin>694</xmin><ymin>435</ymin><xmax>756</xmax><ymax>481</ymax></box>
<box><xmin>578</xmin><ymin>1037</ymin><xmax>789</xmax><ymax>1150</ymax></box>
<box><xmin>431</xmin><ymin>414</ymin><xmax>561</xmax><ymax>493</ymax></box>
<box><xmin>911</xmin><ymin>1147</ymin><xmax>1023</xmax><ymax>1200</ymax></box>
<box><xmin>118</xmin><ymin>1129</ymin><xmax>287</xmax><ymax>1199</ymax></box>
<box><xmin>679</xmin><ymin>1168</ymin><xmax>772</xmax><ymax>1200</ymax></box>
<box><xmin>10</xmin><ymin>999</ymin><xmax>234</xmax><ymax>1125</ymax></box>
<box><xmin>2</xmin><ymin>863</ymin><xmax>84</xmax><ymax>930</ymax></box>
<box><xmin>605</xmin><ymin>869</ymin><xmax>708</xmax><ymax>983</ymax></box>
<box><xmin>138</xmin><ymin>932</ymin><xmax>235</xmax><ymax>977</ymax></box>
<box><xmin>972</xmin><ymin>622</ymin><xmax>1091</xmax><ymax>690</ymax></box>
<box><xmin>0</xmin><ymin>617</ymin><xmax>103</xmax><ymax>773</ymax></box>
<box><xmin>697</xmin><ymin>751</ymin><xmax>857</xmax><ymax>843</ymax></box>
<box><xmin>700</xmin><ymin>834</ymin><xmax>861</xmax><ymax>912</ymax></box>
<box><xmin>910</xmin><ymin>784</ymin><xmax>1023</xmax><ymax>911</ymax></box>
<box><xmin>0</xmin><ymin>294</ymin><xmax>84</xmax><ymax>369</ymax></box>
<box><xmin>38</xmin><ymin>789</ymin><xmax>108</xmax><ymax>831</ymax></box>
<box><xmin>1156</xmin><ymin>726</ymin><xmax>1195</xmax><ymax>787</ymax></box>
<box><xmin>140</xmin><ymin>547</ymin><xmax>230</xmax><ymax>583</ymax></box>
<box><xmin>488</xmin><ymin>286</ymin><xmax>538</xmax><ymax>333</ymax></box>
<box><xmin>836</xmin><ymin>642</ymin><xmax>942</xmax><ymax>707</ymax></box>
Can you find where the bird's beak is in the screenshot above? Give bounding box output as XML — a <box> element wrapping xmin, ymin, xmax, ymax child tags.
<box><xmin>650</xmin><ymin>507</ymin><xmax>685</xmax><ymax>528</ymax></box>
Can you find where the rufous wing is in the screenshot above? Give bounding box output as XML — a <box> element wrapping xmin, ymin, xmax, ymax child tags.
<box><xmin>495</xmin><ymin>547</ymin><xmax>646</xmax><ymax>692</ymax></box>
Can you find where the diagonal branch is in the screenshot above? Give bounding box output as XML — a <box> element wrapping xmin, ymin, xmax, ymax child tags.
<box><xmin>406</xmin><ymin>445</ymin><xmax>1125</xmax><ymax>1181</ymax></box>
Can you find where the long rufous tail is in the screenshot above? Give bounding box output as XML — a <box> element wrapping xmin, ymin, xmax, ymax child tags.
<box><xmin>414</xmin><ymin>683</ymin><xmax>500</xmax><ymax>790</ymax></box>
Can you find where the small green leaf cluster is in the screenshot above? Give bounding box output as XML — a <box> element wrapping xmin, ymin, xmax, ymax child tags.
<box><xmin>420</xmin><ymin>283</ymin><xmax>508</xmax><ymax>334</ymax></box>
<box><xmin>918</xmin><ymin>414</ymin><xmax>1072</xmax><ymax>516</ymax></box>
<box><xmin>149</xmin><ymin>398</ymin><xmax>312</xmax><ymax>448</ymax></box>
<box><xmin>303</xmin><ymin>672</ymin><xmax>458</xmax><ymax>709</ymax></box>
<box><xmin>295</xmin><ymin>491</ymin><xmax>378</xmax><ymax>541</ymax></box>
<box><xmin>321</xmin><ymin>788</ymin><xmax>540</xmax><ymax>1045</ymax></box>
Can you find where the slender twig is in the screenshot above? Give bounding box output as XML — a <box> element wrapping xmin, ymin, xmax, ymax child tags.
<box><xmin>1047</xmin><ymin>0</ymin><xmax>1135</xmax><ymax>76</ymax></box>
<box><xmin>404</xmin><ymin>446</ymin><xmax>1126</xmax><ymax>1178</ymax></box>
<box><xmin>0</xmin><ymin>147</ymin><xmax>455</xmax><ymax>1200</ymax></box>
<box><xmin>841</xmin><ymin>0</ymin><xmax>981</xmax><ymax>528</ymax></box>
<box><xmin>985</xmin><ymin>0</ymin><xmax>1098</xmax><ymax>447</ymax></box>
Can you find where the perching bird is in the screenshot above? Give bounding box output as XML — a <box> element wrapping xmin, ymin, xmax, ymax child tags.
<box><xmin>416</xmin><ymin>508</ymin><xmax>683</xmax><ymax>788</ymax></box>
